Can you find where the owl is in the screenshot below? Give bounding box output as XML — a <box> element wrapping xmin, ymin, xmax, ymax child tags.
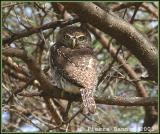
<box><xmin>49</xmin><ymin>26</ymin><xmax>98</xmax><ymax>114</ymax></box>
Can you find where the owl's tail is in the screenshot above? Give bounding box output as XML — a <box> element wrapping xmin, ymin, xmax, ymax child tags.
<box><xmin>80</xmin><ymin>88</ymin><xmax>96</xmax><ymax>114</ymax></box>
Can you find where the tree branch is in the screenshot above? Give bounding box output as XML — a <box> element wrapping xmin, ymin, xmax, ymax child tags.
<box><xmin>96</xmin><ymin>96</ymin><xmax>157</xmax><ymax>106</ymax></box>
<box><xmin>2</xmin><ymin>17</ymin><xmax>80</xmax><ymax>45</ymax></box>
<box><xmin>62</xmin><ymin>2</ymin><xmax>158</xmax><ymax>82</ymax></box>
<box><xmin>88</xmin><ymin>25</ymin><xmax>158</xmax><ymax>129</ymax></box>
<box><xmin>2</xmin><ymin>48</ymin><xmax>64</xmax><ymax>98</ymax></box>
<box><xmin>88</xmin><ymin>25</ymin><xmax>148</xmax><ymax>97</ymax></box>
<box><xmin>18</xmin><ymin>91</ymin><xmax>158</xmax><ymax>106</ymax></box>
<box><xmin>2</xmin><ymin>48</ymin><xmax>158</xmax><ymax>107</ymax></box>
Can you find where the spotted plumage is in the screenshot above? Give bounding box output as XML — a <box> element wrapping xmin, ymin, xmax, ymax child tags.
<box><xmin>49</xmin><ymin>26</ymin><xmax>98</xmax><ymax>114</ymax></box>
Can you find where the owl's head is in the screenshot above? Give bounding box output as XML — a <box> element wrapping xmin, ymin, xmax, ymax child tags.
<box><xmin>56</xmin><ymin>26</ymin><xmax>91</xmax><ymax>49</ymax></box>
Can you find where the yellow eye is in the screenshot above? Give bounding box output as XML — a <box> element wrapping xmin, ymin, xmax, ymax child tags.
<box><xmin>64</xmin><ymin>34</ymin><xmax>71</xmax><ymax>40</ymax></box>
<box><xmin>78</xmin><ymin>36</ymin><xmax>85</xmax><ymax>41</ymax></box>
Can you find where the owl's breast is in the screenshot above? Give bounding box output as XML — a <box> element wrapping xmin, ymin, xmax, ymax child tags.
<box><xmin>64</xmin><ymin>53</ymin><xmax>98</xmax><ymax>90</ymax></box>
<box><xmin>53</xmin><ymin>46</ymin><xmax>98</xmax><ymax>91</ymax></box>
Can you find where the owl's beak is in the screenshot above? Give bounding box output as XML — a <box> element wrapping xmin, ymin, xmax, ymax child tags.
<box><xmin>72</xmin><ymin>39</ymin><xmax>76</xmax><ymax>48</ymax></box>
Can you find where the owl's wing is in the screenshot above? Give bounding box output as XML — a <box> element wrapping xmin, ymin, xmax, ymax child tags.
<box><xmin>50</xmin><ymin>43</ymin><xmax>98</xmax><ymax>89</ymax></box>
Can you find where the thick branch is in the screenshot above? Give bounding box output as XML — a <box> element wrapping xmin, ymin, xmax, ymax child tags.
<box><xmin>62</xmin><ymin>2</ymin><xmax>158</xmax><ymax>82</ymax></box>
<box><xmin>3</xmin><ymin>48</ymin><xmax>158</xmax><ymax>107</ymax></box>
<box><xmin>18</xmin><ymin>91</ymin><xmax>158</xmax><ymax>106</ymax></box>
<box><xmin>96</xmin><ymin>96</ymin><xmax>157</xmax><ymax>106</ymax></box>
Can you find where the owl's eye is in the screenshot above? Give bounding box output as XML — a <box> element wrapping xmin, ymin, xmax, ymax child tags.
<box><xmin>78</xmin><ymin>35</ymin><xmax>86</xmax><ymax>41</ymax></box>
<box><xmin>64</xmin><ymin>34</ymin><xmax>71</xmax><ymax>40</ymax></box>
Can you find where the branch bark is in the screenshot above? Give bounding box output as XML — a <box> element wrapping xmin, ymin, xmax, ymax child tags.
<box><xmin>17</xmin><ymin>90</ymin><xmax>158</xmax><ymax>106</ymax></box>
<box><xmin>62</xmin><ymin>2</ymin><xmax>158</xmax><ymax>82</ymax></box>
<box><xmin>88</xmin><ymin>25</ymin><xmax>158</xmax><ymax>131</ymax></box>
<box><xmin>88</xmin><ymin>25</ymin><xmax>148</xmax><ymax>97</ymax></box>
<box><xmin>96</xmin><ymin>96</ymin><xmax>158</xmax><ymax>106</ymax></box>
<box><xmin>2</xmin><ymin>48</ymin><xmax>158</xmax><ymax>107</ymax></box>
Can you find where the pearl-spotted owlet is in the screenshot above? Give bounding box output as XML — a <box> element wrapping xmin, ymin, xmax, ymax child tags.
<box><xmin>49</xmin><ymin>26</ymin><xmax>98</xmax><ymax>114</ymax></box>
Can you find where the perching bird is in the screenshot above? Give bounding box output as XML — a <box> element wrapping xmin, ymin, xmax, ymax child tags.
<box><xmin>49</xmin><ymin>26</ymin><xmax>98</xmax><ymax>114</ymax></box>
